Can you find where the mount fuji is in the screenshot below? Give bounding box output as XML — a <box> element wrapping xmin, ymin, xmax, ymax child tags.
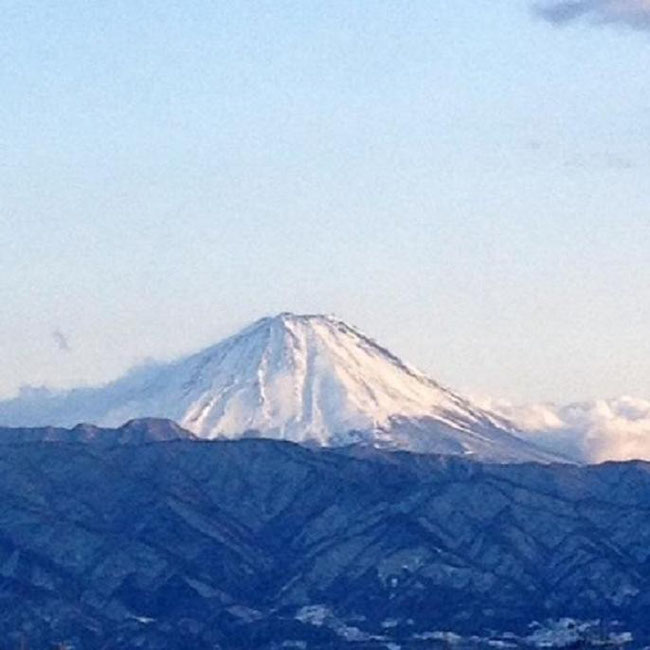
<box><xmin>0</xmin><ymin>313</ymin><xmax>563</xmax><ymax>463</ymax></box>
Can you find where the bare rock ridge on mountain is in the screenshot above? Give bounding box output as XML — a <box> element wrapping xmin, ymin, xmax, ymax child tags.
<box><xmin>0</xmin><ymin>313</ymin><xmax>562</xmax><ymax>463</ymax></box>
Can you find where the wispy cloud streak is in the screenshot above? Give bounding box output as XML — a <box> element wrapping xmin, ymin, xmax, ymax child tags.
<box><xmin>534</xmin><ymin>0</ymin><xmax>650</xmax><ymax>29</ymax></box>
<box><xmin>52</xmin><ymin>329</ymin><xmax>71</xmax><ymax>353</ymax></box>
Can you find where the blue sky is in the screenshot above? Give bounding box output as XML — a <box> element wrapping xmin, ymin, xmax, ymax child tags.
<box><xmin>1</xmin><ymin>0</ymin><xmax>648</xmax><ymax>402</ymax></box>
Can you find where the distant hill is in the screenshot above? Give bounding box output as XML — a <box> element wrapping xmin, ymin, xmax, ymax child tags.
<box><xmin>0</xmin><ymin>430</ymin><xmax>646</xmax><ymax>648</ymax></box>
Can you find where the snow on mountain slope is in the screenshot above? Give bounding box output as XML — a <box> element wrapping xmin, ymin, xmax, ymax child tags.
<box><xmin>0</xmin><ymin>313</ymin><xmax>563</xmax><ymax>463</ymax></box>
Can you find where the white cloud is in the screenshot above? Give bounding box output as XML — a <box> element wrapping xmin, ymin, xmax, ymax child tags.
<box><xmin>485</xmin><ymin>396</ymin><xmax>650</xmax><ymax>463</ymax></box>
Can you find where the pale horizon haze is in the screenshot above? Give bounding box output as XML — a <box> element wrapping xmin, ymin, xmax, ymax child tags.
<box><xmin>2</xmin><ymin>1</ymin><xmax>649</xmax><ymax>404</ymax></box>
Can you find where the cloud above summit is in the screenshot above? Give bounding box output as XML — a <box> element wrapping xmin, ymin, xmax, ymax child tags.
<box><xmin>534</xmin><ymin>0</ymin><xmax>650</xmax><ymax>29</ymax></box>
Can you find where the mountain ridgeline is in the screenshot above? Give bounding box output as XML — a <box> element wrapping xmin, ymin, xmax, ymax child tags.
<box><xmin>0</xmin><ymin>425</ymin><xmax>646</xmax><ymax>648</ymax></box>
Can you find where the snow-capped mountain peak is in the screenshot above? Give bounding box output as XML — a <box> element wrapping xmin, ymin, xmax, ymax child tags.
<box><xmin>184</xmin><ymin>313</ymin><xmax>458</xmax><ymax>439</ymax></box>
<box><xmin>0</xmin><ymin>313</ymin><xmax>563</xmax><ymax>463</ymax></box>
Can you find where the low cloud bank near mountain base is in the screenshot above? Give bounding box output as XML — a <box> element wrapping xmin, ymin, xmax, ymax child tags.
<box><xmin>485</xmin><ymin>396</ymin><xmax>650</xmax><ymax>463</ymax></box>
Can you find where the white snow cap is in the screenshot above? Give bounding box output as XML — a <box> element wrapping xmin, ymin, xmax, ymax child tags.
<box><xmin>0</xmin><ymin>313</ymin><xmax>564</xmax><ymax>463</ymax></box>
<box><xmin>177</xmin><ymin>312</ymin><xmax>481</xmax><ymax>442</ymax></box>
